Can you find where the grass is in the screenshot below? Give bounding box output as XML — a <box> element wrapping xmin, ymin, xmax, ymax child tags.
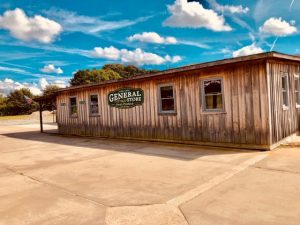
<box><xmin>0</xmin><ymin>115</ymin><xmax>30</xmax><ymax>120</ymax></box>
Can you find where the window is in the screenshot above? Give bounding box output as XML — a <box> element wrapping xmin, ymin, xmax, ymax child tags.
<box><xmin>281</xmin><ymin>73</ymin><xmax>289</xmax><ymax>108</ymax></box>
<box><xmin>202</xmin><ymin>78</ymin><xmax>224</xmax><ymax>112</ymax></box>
<box><xmin>89</xmin><ymin>94</ymin><xmax>99</xmax><ymax>115</ymax></box>
<box><xmin>159</xmin><ymin>85</ymin><xmax>176</xmax><ymax>113</ymax></box>
<box><xmin>70</xmin><ymin>96</ymin><xmax>78</xmax><ymax>117</ymax></box>
<box><xmin>295</xmin><ymin>75</ymin><xmax>300</xmax><ymax>107</ymax></box>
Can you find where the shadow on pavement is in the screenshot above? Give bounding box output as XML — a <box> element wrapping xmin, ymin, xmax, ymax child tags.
<box><xmin>1</xmin><ymin>130</ymin><xmax>252</xmax><ymax>161</ymax></box>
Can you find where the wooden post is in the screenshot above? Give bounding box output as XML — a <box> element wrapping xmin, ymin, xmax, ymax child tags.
<box><xmin>39</xmin><ymin>102</ymin><xmax>43</xmax><ymax>133</ymax></box>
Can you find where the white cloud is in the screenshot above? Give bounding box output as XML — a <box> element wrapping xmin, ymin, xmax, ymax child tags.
<box><xmin>232</xmin><ymin>43</ymin><xmax>264</xmax><ymax>57</ymax></box>
<box><xmin>259</xmin><ymin>17</ymin><xmax>297</xmax><ymax>37</ymax></box>
<box><xmin>39</xmin><ymin>78</ymin><xmax>49</xmax><ymax>90</ymax></box>
<box><xmin>41</xmin><ymin>64</ymin><xmax>63</xmax><ymax>74</ymax></box>
<box><xmin>208</xmin><ymin>0</ymin><xmax>249</xmax><ymax>14</ymax></box>
<box><xmin>52</xmin><ymin>79</ymin><xmax>67</xmax><ymax>88</ymax></box>
<box><xmin>0</xmin><ymin>78</ymin><xmax>41</xmax><ymax>96</ymax></box>
<box><xmin>0</xmin><ymin>77</ymin><xmax>67</xmax><ymax>96</ymax></box>
<box><xmin>128</xmin><ymin>32</ymin><xmax>177</xmax><ymax>44</ymax></box>
<box><xmin>91</xmin><ymin>46</ymin><xmax>120</xmax><ymax>60</ymax></box>
<box><xmin>163</xmin><ymin>0</ymin><xmax>232</xmax><ymax>32</ymax></box>
<box><xmin>90</xmin><ymin>46</ymin><xmax>182</xmax><ymax>65</ymax></box>
<box><xmin>128</xmin><ymin>32</ymin><xmax>211</xmax><ymax>49</ymax></box>
<box><xmin>0</xmin><ymin>8</ymin><xmax>62</xmax><ymax>43</ymax></box>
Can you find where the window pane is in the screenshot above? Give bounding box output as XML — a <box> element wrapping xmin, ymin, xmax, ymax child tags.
<box><xmin>70</xmin><ymin>97</ymin><xmax>76</xmax><ymax>106</ymax></box>
<box><xmin>295</xmin><ymin>78</ymin><xmax>300</xmax><ymax>105</ymax></box>
<box><xmin>205</xmin><ymin>94</ymin><xmax>223</xmax><ymax>109</ymax></box>
<box><xmin>161</xmin><ymin>99</ymin><xmax>175</xmax><ymax>111</ymax></box>
<box><xmin>296</xmin><ymin>92</ymin><xmax>300</xmax><ymax>105</ymax></box>
<box><xmin>70</xmin><ymin>97</ymin><xmax>77</xmax><ymax>116</ymax></box>
<box><xmin>90</xmin><ymin>95</ymin><xmax>99</xmax><ymax>115</ymax></box>
<box><xmin>283</xmin><ymin>91</ymin><xmax>288</xmax><ymax>106</ymax></box>
<box><xmin>204</xmin><ymin>80</ymin><xmax>222</xmax><ymax>94</ymax></box>
<box><xmin>160</xmin><ymin>86</ymin><xmax>173</xmax><ymax>98</ymax></box>
<box><xmin>282</xmin><ymin>75</ymin><xmax>289</xmax><ymax>107</ymax></box>
<box><xmin>282</xmin><ymin>76</ymin><xmax>287</xmax><ymax>90</ymax></box>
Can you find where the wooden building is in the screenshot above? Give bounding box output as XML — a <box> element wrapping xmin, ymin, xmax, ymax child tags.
<box><xmin>38</xmin><ymin>52</ymin><xmax>300</xmax><ymax>150</ymax></box>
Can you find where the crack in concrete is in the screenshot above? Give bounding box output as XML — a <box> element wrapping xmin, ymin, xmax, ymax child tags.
<box><xmin>253</xmin><ymin>165</ymin><xmax>300</xmax><ymax>175</ymax></box>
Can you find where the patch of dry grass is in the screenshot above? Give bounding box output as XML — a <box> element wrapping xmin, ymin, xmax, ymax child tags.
<box><xmin>0</xmin><ymin>115</ymin><xmax>30</xmax><ymax>120</ymax></box>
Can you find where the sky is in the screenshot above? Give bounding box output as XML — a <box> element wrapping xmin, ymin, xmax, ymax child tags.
<box><xmin>0</xmin><ymin>0</ymin><xmax>299</xmax><ymax>95</ymax></box>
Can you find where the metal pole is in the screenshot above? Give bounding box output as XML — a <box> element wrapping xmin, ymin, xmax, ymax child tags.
<box><xmin>39</xmin><ymin>102</ymin><xmax>43</xmax><ymax>133</ymax></box>
<box><xmin>52</xmin><ymin>104</ymin><xmax>54</xmax><ymax>123</ymax></box>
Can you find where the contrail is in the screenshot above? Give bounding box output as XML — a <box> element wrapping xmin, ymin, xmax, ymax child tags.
<box><xmin>290</xmin><ymin>0</ymin><xmax>295</xmax><ymax>9</ymax></box>
<box><xmin>270</xmin><ymin>37</ymin><xmax>278</xmax><ymax>51</ymax></box>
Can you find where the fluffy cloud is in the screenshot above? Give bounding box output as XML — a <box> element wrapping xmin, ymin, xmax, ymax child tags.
<box><xmin>128</xmin><ymin>32</ymin><xmax>177</xmax><ymax>44</ymax></box>
<box><xmin>259</xmin><ymin>17</ymin><xmax>297</xmax><ymax>37</ymax></box>
<box><xmin>91</xmin><ymin>46</ymin><xmax>120</xmax><ymax>60</ymax></box>
<box><xmin>208</xmin><ymin>0</ymin><xmax>249</xmax><ymax>14</ymax></box>
<box><xmin>232</xmin><ymin>44</ymin><xmax>264</xmax><ymax>57</ymax></box>
<box><xmin>0</xmin><ymin>78</ymin><xmax>42</xmax><ymax>96</ymax></box>
<box><xmin>163</xmin><ymin>0</ymin><xmax>232</xmax><ymax>32</ymax></box>
<box><xmin>0</xmin><ymin>8</ymin><xmax>62</xmax><ymax>43</ymax></box>
<box><xmin>91</xmin><ymin>46</ymin><xmax>182</xmax><ymax>65</ymax></box>
<box><xmin>0</xmin><ymin>78</ymin><xmax>67</xmax><ymax>96</ymax></box>
<box><xmin>41</xmin><ymin>64</ymin><xmax>63</xmax><ymax>74</ymax></box>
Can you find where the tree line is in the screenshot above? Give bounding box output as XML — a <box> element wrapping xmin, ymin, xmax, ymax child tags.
<box><xmin>0</xmin><ymin>64</ymin><xmax>158</xmax><ymax>116</ymax></box>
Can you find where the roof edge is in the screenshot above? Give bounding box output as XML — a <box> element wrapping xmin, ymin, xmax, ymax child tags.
<box><xmin>55</xmin><ymin>51</ymin><xmax>300</xmax><ymax>93</ymax></box>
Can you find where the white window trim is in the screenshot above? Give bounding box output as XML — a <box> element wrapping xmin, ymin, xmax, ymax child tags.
<box><xmin>294</xmin><ymin>74</ymin><xmax>300</xmax><ymax>108</ymax></box>
<box><xmin>69</xmin><ymin>96</ymin><xmax>78</xmax><ymax>118</ymax></box>
<box><xmin>158</xmin><ymin>83</ymin><xmax>177</xmax><ymax>115</ymax></box>
<box><xmin>89</xmin><ymin>93</ymin><xmax>100</xmax><ymax>116</ymax></box>
<box><xmin>201</xmin><ymin>77</ymin><xmax>225</xmax><ymax>113</ymax></box>
<box><xmin>281</xmin><ymin>73</ymin><xmax>289</xmax><ymax>110</ymax></box>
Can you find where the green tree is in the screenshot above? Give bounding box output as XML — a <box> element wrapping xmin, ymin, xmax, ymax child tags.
<box><xmin>103</xmin><ymin>64</ymin><xmax>159</xmax><ymax>78</ymax></box>
<box><xmin>5</xmin><ymin>88</ymin><xmax>38</xmax><ymax>115</ymax></box>
<box><xmin>0</xmin><ymin>94</ymin><xmax>7</xmax><ymax>116</ymax></box>
<box><xmin>70</xmin><ymin>69</ymin><xmax>121</xmax><ymax>86</ymax></box>
<box><xmin>43</xmin><ymin>85</ymin><xmax>60</xmax><ymax>96</ymax></box>
<box><xmin>0</xmin><ymin>94</ymin><xmax>6</xmax><ymax>105</ymax></box>
<box><xmin>42</xmin><ymin>85</ymin><xmax>61</xmax><ymax>111</ymax></box>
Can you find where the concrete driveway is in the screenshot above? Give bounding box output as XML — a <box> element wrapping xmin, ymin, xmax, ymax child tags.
<box><xmin>0</xmin><ymin>124</ymin><xmax>300</xmax><ymax>225</ymax></box>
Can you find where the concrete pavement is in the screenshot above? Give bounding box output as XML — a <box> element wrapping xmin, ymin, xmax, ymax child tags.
<box><xmin>0</xmin><ymin>124</ymin><xmax>299</xmax><ymax>225</ymax></box>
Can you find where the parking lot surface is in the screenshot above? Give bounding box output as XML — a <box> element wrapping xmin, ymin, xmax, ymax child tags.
<box><xmin>0</xmin><ymin>124</ymin><xmax>299</xmax><ymax>225</ymax></box>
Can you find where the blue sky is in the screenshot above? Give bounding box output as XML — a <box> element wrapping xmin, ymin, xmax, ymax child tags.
<box><xmin>0</xmin><ymin>0</ymin><xmax>299</xmax><ymax>95</ymax></box>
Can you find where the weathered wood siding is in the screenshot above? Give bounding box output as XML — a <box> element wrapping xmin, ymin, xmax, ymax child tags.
<box><xmin>56</xmin><ymin>61</ymin><xmax>270</xmax><ymax>148</ymax></box>
<box><xmin>267</xmin><ymin>60</ymin><xmax>300</xmax><ymax>144</ymax></box>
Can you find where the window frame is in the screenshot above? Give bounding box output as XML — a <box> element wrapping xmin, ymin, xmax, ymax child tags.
<box><xmin>158</xmin><ymin>83</ymin><xmax>177</xmax><ymax>115</ymax></box>
<box><xmin>89</xmin><ymin>93</ymin><xmax>100</xmax><ymax>116</ymax></box>
<box><xmin>294</xmin><ymin>74</ymin><xmax>300</xmax><ymax>108</ymax></box>
<box><xmin>69</xmin><ymin>96</ymin><xmax>78</xmax><ymax>118</ymax></box>
<box><xmin>281</xmin><ymin>73</ymin><xmax>289</xmax><ymax>110</ymax></box>
<box><xmin>201</xmin><ymin>77</ymin><xmax>225</xmax><ymax>113</ymax></box>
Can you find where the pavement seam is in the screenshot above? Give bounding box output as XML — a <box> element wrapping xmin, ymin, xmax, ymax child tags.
<box><xmin>166</xmin><ymin>153</ymin><xmax>268</xmax><ymax>207</ymax></box>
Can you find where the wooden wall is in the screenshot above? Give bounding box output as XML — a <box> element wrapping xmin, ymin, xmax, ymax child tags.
<box><xmin>56</xmin><ymin>60</ymin><xmax>270</xmax><ymax>149</ymax></box>
<box><xmin>267</xmin><ymin>60</ymin><xmax>300</xmax><ymax>144</ymax></box>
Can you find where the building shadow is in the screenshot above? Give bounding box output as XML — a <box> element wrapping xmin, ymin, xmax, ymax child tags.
<box><xmin>1</xmin><ymin>130</ymin><xmax>253</xmax><ymax>161</ymax></box>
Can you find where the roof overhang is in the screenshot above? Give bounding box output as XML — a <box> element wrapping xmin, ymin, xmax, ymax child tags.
<box><xmin>54</xmin><ymin>51</ymin><xmax>300</xmax><ymax>94</ymax></box>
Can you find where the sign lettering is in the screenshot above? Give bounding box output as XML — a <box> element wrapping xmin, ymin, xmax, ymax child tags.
<box><xmin>108</xmin><ymin>88</ymin><xmax>144</xmax><ymax>108</ymax></box>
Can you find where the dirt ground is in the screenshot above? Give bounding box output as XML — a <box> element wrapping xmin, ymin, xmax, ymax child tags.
<box><xmin>0</xmin><ymin>124</ymin><xmax>300</xmax><ymax>225</ymax></box>
<box><xmin>0</xmin><ymin>111</ymin><xmax>56</xmax><ymax>126</ymax></box>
